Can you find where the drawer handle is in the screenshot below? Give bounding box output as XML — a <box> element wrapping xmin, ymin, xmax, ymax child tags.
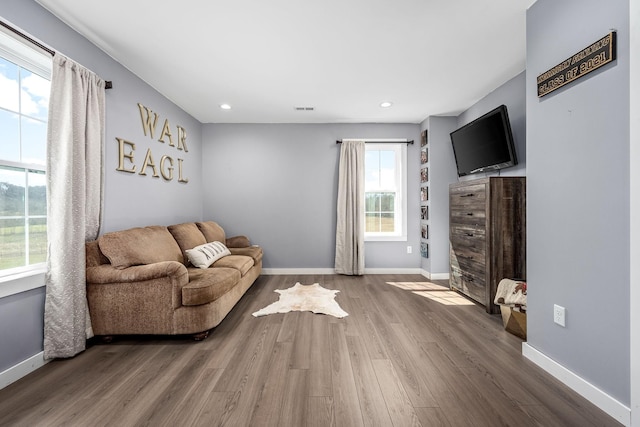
<box><xmin>466</xmin><ymin>212</ymin><xmax>474</xmax><ymax>216</ymax></box>
<box><xmin>465</xmin><ymin>232</ymin><xmax>474</xmax><ymax>237</ymax></box>
<box><xmin>460</xmin><ymin>193</ymin><xmax>474</xmax><ymax>197</ymax></box>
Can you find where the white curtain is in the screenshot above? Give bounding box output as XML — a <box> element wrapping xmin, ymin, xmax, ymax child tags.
<box><xmin>335</xmin><ymin>139</ymin><xmax>365</xmax><ymax>275</ymax></box>
<box><xmin>44</xmin><ymin>53</ymin><xmax>105</xmax><ymax>359</ymax></box>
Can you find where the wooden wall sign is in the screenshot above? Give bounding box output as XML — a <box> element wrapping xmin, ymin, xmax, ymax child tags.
<box><xmin>537</xmin><ymin>31</ymin><xmax>616</xmax><ymax>98</ymax></box>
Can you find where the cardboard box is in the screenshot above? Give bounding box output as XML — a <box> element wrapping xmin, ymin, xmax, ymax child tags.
<box><xmin>500</xmin><ymin>305</ymin><xmax>527</xmax><ymax>340</ymax></box>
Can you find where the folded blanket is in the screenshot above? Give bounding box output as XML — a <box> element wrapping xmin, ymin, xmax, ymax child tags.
<box><xmin>494</xmin><ymin>278</ymin><xmax>527</xmax><ymax>307</ymax></box>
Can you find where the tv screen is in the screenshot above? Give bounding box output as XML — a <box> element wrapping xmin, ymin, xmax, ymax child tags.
<box><xmin>450</xmin><ymin>105</ymin><xmax>518</xmax><ymax>176</ymax></box>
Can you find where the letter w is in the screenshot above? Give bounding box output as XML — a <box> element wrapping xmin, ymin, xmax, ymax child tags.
<box><xmin>138</xmin><ymin>103</ymin><xmax>159</xmax><ymax>139</ymax></box>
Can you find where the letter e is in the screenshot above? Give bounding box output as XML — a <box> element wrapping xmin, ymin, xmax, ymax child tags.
<box><xmin>116</xmin><ymin>138</ymin><xmax>136</xmax><ymax>173</ymax></box>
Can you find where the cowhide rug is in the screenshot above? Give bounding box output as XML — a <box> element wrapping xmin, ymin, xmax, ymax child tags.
<box><xmin>252</xmin><ymin>282</ymin><xmax>348</xmax><ymax>318</ymax></box>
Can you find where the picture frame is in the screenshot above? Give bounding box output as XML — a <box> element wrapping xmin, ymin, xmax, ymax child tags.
<box><xmin>421</xmin><ymin>205</ymin><xmax>428</xmax><ymax>220</ymax></box>
<box><xmin>420</xmin><ymin>186</ymin><xmax>428</xmax><ymax>202</ymax></box>
<box><xmin>421</xmin><ymin>224</ymin><xmax>428</xmax><ymax>239</ymax></box>
<box><xmin>420</xmin><ymin>167</ymin><xmax>428</xmax><ymax>183</ymax></box>
<box><xmin>421</xmin><ymin>148</ymin><xmax>428</xmax><ymax>164</ymax></box>
<box><xmin>421</xmin><ymin>129</ymin><xmax>428</xmax><ymax>147</ymax></box>
<box><xmin>420</xmin><ymin>242</ymin><xmax>429</xmax><ymax>258</ymax></box>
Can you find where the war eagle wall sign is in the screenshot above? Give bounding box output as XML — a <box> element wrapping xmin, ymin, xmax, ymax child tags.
<box><xmin>115</xmin><ymin>103</ymin><xmax>189</xmax><ymax>183</ymax></box>
<box><xmin>537</xmin><ymin>31</ymin><xmax>616</xmax><ymax>98</ymax></box>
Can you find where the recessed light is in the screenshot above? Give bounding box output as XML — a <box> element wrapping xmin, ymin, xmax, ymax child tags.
<box><xmin>380</xmin><ymin>101</ymin><xmax>393</xmax><ymax>108</ymax></box>
<box><xmin>220</xmin><ymin>104</ymin><xmax>231</xmax><ymax>110</ymax></box>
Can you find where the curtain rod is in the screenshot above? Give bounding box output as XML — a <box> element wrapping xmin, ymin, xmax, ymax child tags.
<box><xmin>336</xmin><ymin>139</ymin><xmax>414</xmax><ymax>145</ymax></box>
<box><xmin>0</xmin><ymin>20</ymin><xmax>113</xmax><ymax>89</ymax></box>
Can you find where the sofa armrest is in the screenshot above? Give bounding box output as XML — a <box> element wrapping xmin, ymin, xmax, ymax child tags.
<box><xmin>226</xmin><ymin>235</ymin><xmax>251</xmax><ymax>248</ymax></box>
<box><xmin>86</xmin><ymin>261</ymin><xmax>189</xmax><ymax>313</ymax></box>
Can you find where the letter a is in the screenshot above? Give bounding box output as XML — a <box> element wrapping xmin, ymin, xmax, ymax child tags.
<box><xmin>139</xmin><ymin>148</ymin><xmax>159</xmax><ymax>177</ymax></box>
<box><xmin>159</xmin><ymin>119</ymin><xmax>175</xmax><ymax>146</ymax></box>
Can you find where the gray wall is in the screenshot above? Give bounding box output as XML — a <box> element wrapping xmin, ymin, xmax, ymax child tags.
<box><xmin>0</xmin><ymin>288</ymin><xmax>45</xmax><ymax>373</ymax></box>
<box><xmin>527</xmin><ymin>0</ymin><xmax>630</xmax><ymax>405</ymax></box>
<box><xmin>456</xmin><ymin>72</ymin><xmax>527</xmax><ymax>180</ymax></box>
<box><xmin>0</xmin><ymin>0</ymin><xmax>203</xmax><ymax>374</ymax></box>
<box><xmin>420</xmin><ymin>116</ymin><xmax>458</xmax><ymax>276</ymax></box>
<box><xmin>202</xmin><ymin>124</ymin><xmax>421</xmax><ymax>270</ymax></box>
<box><xmin>630</xmin><ymin>0</ymin><xmax>640</xmax><ymax>418</ymax></box>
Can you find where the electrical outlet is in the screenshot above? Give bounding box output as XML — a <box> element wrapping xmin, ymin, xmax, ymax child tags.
<box><xmin>553</xmin><ymin>304</ymin><xmax>566</xmax><ymax>327</ymax></box>
<box><xmin>407</xmin><ymin>246</ymin><xmax>412</xmax><ymax>254</ymax></box>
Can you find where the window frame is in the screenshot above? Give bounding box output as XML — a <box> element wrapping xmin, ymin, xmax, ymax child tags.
<box><xmin>364</xmin><ymin>142</ymin><xmax>408</xmax><ymax>242</ymax></box>
<box><xmin>0</xmin><ymin>27</ymin><xmax>51</xmax><ymax>281</ymax></box>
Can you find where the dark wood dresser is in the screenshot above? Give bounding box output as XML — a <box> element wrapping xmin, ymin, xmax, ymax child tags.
<box><xmin>449</xmin><ymin>177</ymin><xmax>526</xmax><ymax>313</ymax></box>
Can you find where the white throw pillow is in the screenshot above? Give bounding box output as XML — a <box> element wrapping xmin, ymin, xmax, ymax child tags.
<box><xmin>185</xmin><ymin>241</ymin><xmax>231</xmax><ymax>269</ymax></box>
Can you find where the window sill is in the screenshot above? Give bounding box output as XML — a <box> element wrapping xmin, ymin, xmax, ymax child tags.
<box><xmin>0</xmin><ymin>267</ymin><xmax>47</xmax><ymax>298</ymax></box>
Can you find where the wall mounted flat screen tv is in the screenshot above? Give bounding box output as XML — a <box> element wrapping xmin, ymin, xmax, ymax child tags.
<box><xmin>450</xmin><ymin>104</ymin><xmax>518</xmax><ymax>177</ymax></box>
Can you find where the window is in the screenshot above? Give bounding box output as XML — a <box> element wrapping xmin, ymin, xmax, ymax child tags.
<box><xmin>0</xmin><ymin>29</ymin><xmax>51</xmax><ymax>277</ymax></box>
<box><xmin>364</xmin><ymin>143</ymin><xmax>407</xmax><ymax>241</ymax></box>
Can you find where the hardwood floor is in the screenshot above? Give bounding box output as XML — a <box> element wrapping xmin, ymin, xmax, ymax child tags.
<box><xmin>0</xmin><ymin>274</ymin><xmax>621</xmax><ymax>426</ymax></box>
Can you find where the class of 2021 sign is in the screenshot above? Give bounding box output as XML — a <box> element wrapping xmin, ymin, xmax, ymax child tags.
<box><xmin>537</xmin><ymin>32</ymin><xmax>616</xmax><ymax>98</ymax></box>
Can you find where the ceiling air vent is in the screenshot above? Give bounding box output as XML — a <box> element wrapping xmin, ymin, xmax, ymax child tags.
<box><xmin>294</xmin><ymin>106</ymin><xmax>315</xmax><ymax>111</ymax></box>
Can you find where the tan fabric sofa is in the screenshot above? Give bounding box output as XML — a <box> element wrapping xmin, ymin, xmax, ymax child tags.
<box><xmin>85</xmin><ymin>221</ymin><xmax>263</xmax><ymax>340</ymax></box>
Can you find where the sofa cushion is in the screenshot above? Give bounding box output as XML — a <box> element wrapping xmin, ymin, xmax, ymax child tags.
<box><xmin>98</xmin><ymin>226</ymin><xmax>183</xmax><ymax>269</ymax></box>
<box><xmin>229</xmin><ymin>246</ymin><xmax>263</xmax><ymax>264</ymax></box>
<box><xmin>226</xmin><ymin>235</ymin><xmax>250</xmax><ymax>248</ymax></box>
<box><xmin>168</xmin><ymin>222</ymin><xmax>207</xmax><ymax>266</ymax></box>
<box><xmin>183</xmin><ymin>267</ymin><xmax>241</xmax><ymax>306</ymax></box>
<box><xmin>196</xmin><ymin>221</ymin><xmax>226</xmax><ymax>243</ymax></box>
<box><xmin>186</xmin><ymin>241</ymin><xmax>231</xmax><ymax>269</ymax></box>
<box><xmin>213</xmin><ymin>254</ymin><xmax>254</xmax><ymax>276</ymax></box>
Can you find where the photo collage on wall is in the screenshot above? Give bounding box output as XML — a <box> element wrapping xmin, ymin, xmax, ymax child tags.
<box><xmin>420</xmin><ymin>130</ymin><xmax>429</xmax><ymax>259</ymax></box>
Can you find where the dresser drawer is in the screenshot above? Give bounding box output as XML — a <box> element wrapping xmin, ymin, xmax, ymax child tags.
<box><xmin>450</xmin><ymin>247</ymin><xmax>485</xmax><ymax>273</ymax></box>
<box><xmin>449</xmin><ymin>183</ymin><xmax>486</xmax><ymax>209</ymax></box>
<box><xmin>450</xmin><ymin>243</ymin><xmax>485</xmax><ymax>276</ymax></box>
<box><xmin>450</xmin><ymin>224</ymin><xmax>486</xmax><ymax>241</ymax></box>
<box><xmin>450</xmin><ymin>226</ymin><xmax>486</xmax><ymax>267</ymax></box>
<box><xmin>449</xmin><ymin>266</ymin><xmax>486</xmax><ymax>304</ymax></box>
<box><xmin>450</xmin><ymin>208</ymin><xmax>486</xmax><ymax>226</ymax></box>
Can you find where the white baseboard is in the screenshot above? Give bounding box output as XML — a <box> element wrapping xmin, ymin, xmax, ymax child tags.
<box><xmin>419</xmin><ymin>270</ymin><xmax>450</xmax><ymax>281</ymax></box>
<box><xmin>261</xmin><ymin>268</ymin><xmax>424</xmax><ymax>275</ymax></box>
<box><xmin>0</xmin><ymin>352</ymin><xmax>47</xmax><ymax>390</ymax></box>
<box><xmin>364</xmin><ymin>268</ymin><xmax>423</xmax><ymax>275</ymax></box>
<box><xmin>522</xmin><ymin>343</ymin><xmax>630</xmax><ymax>427</ymax></box>
<box><xmin>262</xmin><ymin>268</ymin><xmax>335</xmax><ymax>275</ymax></box>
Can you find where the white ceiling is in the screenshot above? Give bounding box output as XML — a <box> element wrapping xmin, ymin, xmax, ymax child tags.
<box><xmin>36</xmin><ymin>0</ymin><xmax>536</xmax><ymax>124</ymax></box>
